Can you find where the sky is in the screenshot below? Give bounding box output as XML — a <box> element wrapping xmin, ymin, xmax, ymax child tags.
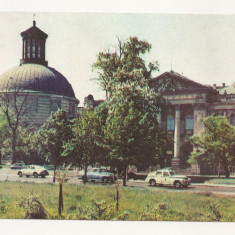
<box><xmin>0</xmin><ymin>11</ymin><xmax>235</xmax><ymax>106</ymax></box>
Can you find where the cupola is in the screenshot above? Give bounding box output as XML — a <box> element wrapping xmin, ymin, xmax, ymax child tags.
<box><xmin>20</xmin><ymin>20</ymin><xmax>48</xmax><ymax>66</ymax></box>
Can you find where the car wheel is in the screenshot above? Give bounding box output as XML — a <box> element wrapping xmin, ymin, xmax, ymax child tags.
<box><xmin>33</xmin><ymin>172</ymin><xmax>38</xmax><ymax>178</ymax></box>
<box><xmin>174</xmin><ymin>181</ymin><xmax>181</xmax><ymax>188</ymax></box>
<box><xmin>18</xmin><ymin>172</ymin><xmax>23</xmax><ymax>177</ymax></box>
<box><xmin>102</xmin><ymin>177</ymin><xmax>108</xmax><ymax>183</ymax></box>
<box><xmin>149</xmin><ymin>179</ymin><xmax>156</xmax><ymax>186</ymax></box>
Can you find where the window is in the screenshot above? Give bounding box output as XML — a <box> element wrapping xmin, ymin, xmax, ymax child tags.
<box><xmin>185</xmin><ymin>114</ymin><xmax>193</xmax><ymax>130</ymax></box>
<box><xmin>26</xmin><ymin>39</ymin><xmax>30</xmax><ymax>58</ymax></box>
<box><xmin>155</xmin><ymin>172</ymin><xmax>162</xmax><ymax>176</ymax></box>
<box><xmin>163</xmin><ymin>172</ymin><xmax>169</xmax><ymax>177</ymax></box>
<box><xmin>167</xmin><ymin>115</ymin><xmax>175</xmax><ymax>131</ymax></box>
<box><xmin>37</xmin><ymin>40</ymin><xmax>41</xmax><ymax>58</ymax></box>
<box><xmin>32</xmin><ymin>39</ymin><xmax>36</xmax><ymax>58</ymax></box>
<box><xmin>69</xmin><ymin>103</ymin><xmax>75</xmax><ymax>115</ymax></box>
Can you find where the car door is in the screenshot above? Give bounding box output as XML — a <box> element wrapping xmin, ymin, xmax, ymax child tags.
<box><xmin>154</xmin><ymin>171</ymin><xmax>162</xmax><ymax>184</ymax></box>
<box><xmin>162</xmin><ymin>171</ymin><xmax>170</xmax><ymax>185</ymax></box>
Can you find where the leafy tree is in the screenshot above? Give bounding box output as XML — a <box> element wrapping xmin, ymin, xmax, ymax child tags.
<box><xmin>30</xmin><ymin>109</ymin><xmax>73</xmax><ymax>182</ymax></box>
<box><xmin>103</xmin><ymin>86</ymin><xmax>166</xmax><ymax>185</ymax></box>
<box><xmin>188</xmin><ymin>116</ymin><xmax>235</xmax><ymax>178</ymax></box>
<box><xmin>63</xmin><ymin>108</ymin><xmax>105</xmax><ymax>184</ymax></box>
<box><xmin>93</xmin><ymin>36</ymin><xmax>168</xmax><ymax>186</ymax></box>
<box><xmin>0</xmin><ymin>114</ymin><xmax>10</xmax><ymax>164</ymax></box>
<box><xmin>93</xmin><ymin>36</ymin><xmax>159</xmax><ymax>99</ymax></box>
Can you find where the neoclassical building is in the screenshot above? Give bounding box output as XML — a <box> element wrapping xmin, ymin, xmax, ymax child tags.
<box><xmin>84</xmin><ymin>70</ymin><xmax>235</xmax><ymax>174</ymax></box>
<box><xmin>0</xmin><ymin>21</ymin><xmax>79</xmax><ymax>127</ymax></box>
<box><xmin>152</xmin><ymin>70</ymin><xmax>235</xmax><ymax>174</ymax></box>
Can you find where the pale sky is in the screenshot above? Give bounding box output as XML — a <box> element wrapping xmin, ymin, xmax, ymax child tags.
<box><xmin>0</xmin><ymin>11</ymin><xmax>235</xmax><ymax>107</ymax></box>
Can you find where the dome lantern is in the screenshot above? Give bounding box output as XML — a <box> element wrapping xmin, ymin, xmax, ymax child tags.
<box><xmin>20</xmin><ymin>21</ymin><xmax>48</xmax><ymax>66</ymax></box>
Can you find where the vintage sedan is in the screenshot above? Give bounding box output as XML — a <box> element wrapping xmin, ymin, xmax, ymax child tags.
<box><xmin>10</xmin><ymin>163</ymin><xmax>25</xmax><ymax>169</ymax></box>
<box><xmin>145</xmin><ymin>169</ymin><xmax>191</xmax><ymax>188</ymax></box>
<box><xmin>18</xmin><ymin>165</ymin><xmax>49</xmax><ymax>178</ymax></box>
<box><xmin>81</xmin><ymin>168</ymin><xmax>116</xmax><ymax>183</ymax></box>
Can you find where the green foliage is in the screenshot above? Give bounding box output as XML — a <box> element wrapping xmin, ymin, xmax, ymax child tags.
<box><xmin>30</xmin><ymin>110</ymin><xmax>73</xmax><ymax>168</ymax></box>
<box><xmin>18</xmin><ymin>192</ymin><xmax>48</xmax><ymax>219</ymax></box>
<box><xmin>93</xmin><ymin>36</ymin><xmax>168</xmax><ymax>179</ymax></box>
<box><xmin>189</xmin><ymin>116</ymin><xmax>235</xmax><ymax>177</ymax></box>
<box><xmin>63</xmin><ymin>109</ymin><xmax>105</xmax><ymax>173</ymax></box>
<box><xmin>1</xmin><ymin>182</ymin><xmax>235</xmax><ymax>221</ymax></box>
<box><xmin>93</xmin><ymin>36</ymin><xmax>159</xmax><ymax>99</ymax></box>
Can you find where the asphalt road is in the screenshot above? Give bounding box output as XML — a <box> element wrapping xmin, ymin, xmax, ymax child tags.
<box><xmin>1</xmin><ymin>170</ymin><xmax>235</xmax><ymax>195</ymax></box>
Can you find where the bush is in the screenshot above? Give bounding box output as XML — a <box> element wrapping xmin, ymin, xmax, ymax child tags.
<box><xmin>18</xmin><ymin>193</ymin><xmax>48</xmax><ymax>219</ymax></box>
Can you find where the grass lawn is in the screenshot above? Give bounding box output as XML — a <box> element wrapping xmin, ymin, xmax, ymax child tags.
<box><xmin>1</xmin><ymin>181</ymin><xmax>235</xmax><ymax>221</ymax></box>
<box><xmin>205</xmin><ymin>178</ymin><xmax>235</xmax><ymax>185</ymax></box>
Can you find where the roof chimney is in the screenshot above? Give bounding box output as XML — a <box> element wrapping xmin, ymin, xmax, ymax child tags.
<box><xmin>213</xmin><ymin>84</ymin><xmax>217</xmax><ymax>89</ymax></box>
<box><xmin>33</xmin><ymin>20</ymin><xmax>36</xmax><ymax>27</ymax></box>
<box><xmin>222</xmin><ymin>83</ymin><xmax>225</xmax><ymax>87</ymax></box>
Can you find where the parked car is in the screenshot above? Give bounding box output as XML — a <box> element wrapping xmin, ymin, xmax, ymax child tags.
<box><xmin>18</xmin><ymin>165</ymin><xmax>49</xmax><ymax>178</ymax></box>
<box><xmin>145</xmin><ymin>169</ymin><xmax>191</xmax><ymax>188</ymax></box>
<box><xmin>10</xmin><ymin>163</ymin><xmax>25</xmax><ymax>169</ymax></box>
<box><xmin>80</xmin><ymin>168</ymin><xmax>116</xmax><ymax>183</ymax></box>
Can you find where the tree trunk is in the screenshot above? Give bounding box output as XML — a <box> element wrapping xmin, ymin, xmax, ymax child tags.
<box><xmin>223</xmin><ymin>159</ymin><xmax>230</xmax><ymax>178</ymax></box>
<box><xmin>83</xmin><ymin>163</ymin><xmax>88</xmax><ymax>184</ymax></box>
<box><xmin>12</xmin><ymin>132</ymin><xmax>17</xmax><ymax>163</ymax></box>
<box><xmin>58</xmin><ymin>183</ymin><xmax>63</xmax><ymax>216</ymax></box>
<box><xmin>53</xmin><ymin>164</ymin><xmax>57</xmax><ymax>183</ymax></box>
<box><xmin>122</xmin><ymin>166</ymin><xmax>127</xmax><ymax>186</ymax></box>
<box><xmin>116</xmin><ymin>189</ymin><xmax>119</xmax><ymax>211</ymax></box>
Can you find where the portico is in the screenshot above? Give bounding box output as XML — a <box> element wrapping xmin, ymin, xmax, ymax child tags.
<box><xmin>152</xmin><ymin>70</ymin><xmax>217</xmax><ymax>170</ymax></box>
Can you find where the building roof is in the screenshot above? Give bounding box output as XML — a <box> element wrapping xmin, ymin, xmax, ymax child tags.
<box><xmin>21</xmin><ymin>21</ymin><xmax>48</xmax><ymax>39</ymax></box>
<box><xmin>0</xmin><ymin>63</ymin><xmax>76</xmax><ymax>99</ymax></box>
<box><xmin>217</xmin><ymin>83</ymin><xmax>235</xmax><ymax>95</ymax></box>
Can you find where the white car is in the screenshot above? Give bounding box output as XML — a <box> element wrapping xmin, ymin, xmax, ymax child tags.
<box><xmin>145</xmin><ymin>169</ymin><xmax>191</xmax><ymax>188</ymax></box>
<box><xmin>18</xmin><ymin>165</ymin><xmax>49</xmax><ymax>178</ymax></box>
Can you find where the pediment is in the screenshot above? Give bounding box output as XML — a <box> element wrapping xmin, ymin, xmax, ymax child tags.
<box><xmin>151</xmin><ymin>71</ymin><xmax>209</xmax><ymax>94</ymax></box>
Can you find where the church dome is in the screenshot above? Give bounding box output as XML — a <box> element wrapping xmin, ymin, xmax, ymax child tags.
<box><xmin>0</xmin><ymin>63</ymin><xmax>76</xmax><ymax>98</ymax></box>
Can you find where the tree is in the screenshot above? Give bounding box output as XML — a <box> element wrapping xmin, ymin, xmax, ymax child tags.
<box><xmin>93</xmin><ymin>37</ymin><xmax>168</xmax><ymax>186</ymax></box>
<box><xmin>93</xmin><ymin>36</ymin><xmax>159</xmax><ymax>99</ymax></box>
<box><xmin>103</xmin><ymin>86</ymin><xmax>166</xmax><ymax>185</ymax></box>
<box><xmin>188</xmin><ymin>116</ymin><xmax>235</xmax><ymax>178</ymax></box>
<box><xmin>0</xmin><ymin>83</ymin><xmax>35</xmax><ymax>163</ymax></box>
<box><xmin>31</xmin><ymin>109</ymin><xmax>73</xmax><ymax>182</ymax></box>
<box><xmin>63</xmin><ymin>108</ymin><xmax>105</xmax><ymax>184</ymax></box>
<box><xmin>0</xmin><ymin>115</ymin><xmax>10</xmax><ymax>164</ymax></box>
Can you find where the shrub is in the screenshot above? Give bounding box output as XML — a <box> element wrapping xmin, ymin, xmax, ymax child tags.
<box><xmin>18</xmin><ymin>193</ymin><xmax>48</xmax><ymax>219</ymax></box>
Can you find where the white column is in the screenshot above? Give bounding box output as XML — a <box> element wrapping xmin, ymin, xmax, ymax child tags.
<box><xmin>174</xmin><ymin>105</ymin><xmax>181</xmax><ymax>159</ymax></box>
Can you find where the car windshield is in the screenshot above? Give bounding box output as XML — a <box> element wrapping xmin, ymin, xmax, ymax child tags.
<box><xmin>169</xmin><ymin>171</ymin><xmax>176</xmax><ymax>176</ymax></box>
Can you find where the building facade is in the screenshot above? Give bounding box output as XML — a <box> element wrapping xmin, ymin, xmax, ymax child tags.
<box><xmin>152</xmin><ymin>70</ymin><xmax>235</xmax><ymax>174</ymax></box>
<box><xmin>0</xmin><ymin>21</ymin><xmax>79</xmax><ymax>127</ymax></box>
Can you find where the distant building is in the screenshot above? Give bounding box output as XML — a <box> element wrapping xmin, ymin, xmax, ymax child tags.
<box><xmin>0</xmin><ymin>21</ymin><xmax>79</xmax><ymax>127</ymax></box>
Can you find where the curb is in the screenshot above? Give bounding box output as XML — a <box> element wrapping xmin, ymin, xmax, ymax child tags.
<box><xmin>128</xmin><ymin>180</ymin><xmax>235</xmax><ymax>188</ymax></box>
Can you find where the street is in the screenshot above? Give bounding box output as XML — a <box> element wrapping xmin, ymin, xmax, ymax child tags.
<box><xmin>1</xmin><ymin>170</ymin><xmax>235</xmax><ymax>195</ymax></box>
